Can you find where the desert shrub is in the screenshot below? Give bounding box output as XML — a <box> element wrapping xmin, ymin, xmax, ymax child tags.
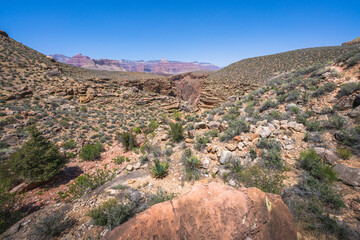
<box><xmin>205</xmin><ymin>130</ymin><xmax>219</xmax><ymax>138</ymax></box>
<box><xmin>335</xmin><ymin>127</ymin><xmax>360</xmax><ymax>155</ymax></box>
<box><xmin>151</xmin><ymin>159</ymin><xmax>169</xmax><ymax>178</ymax></box>
<box><xmin>116</xmin><ymin>131</ymin><xmax>138</xmax><ymax>151</ymax></box>
<box><xmin>62</xmin><ymin>139</ymin><xmax>76</xmax><ymax>150</ymax></box>
<box><xmin>236</xmin><ymin>165</ymin><xmax>285</xmax><ymax>194</ymax></box>
<box><xmin>257</xmin><ymin>138</ymin><xmax>281</xmax><ymax>152</ymax></box>
<box><xmin>143</xmin><ymin>143</ymin><xmax>163</xmax><ymax>157</ymax></box>
<box><xmin>303</xmin><ymin>131</ymin><xmax>322</xmax><ymax>143</ymax></box>
<box><xmin>298</xmin><ymin>149</ymin><xmax>337</xmax><ymax>182</ymax></box>
<box><xmin>79</xmin><ymin>142</ymin><xmax>104</xmax><ymax>161</ymax></box>
<box><xmin>296</xmin><ymin>110</ymin><xmax>313</xmax><ymax>125</ymax></box>
<box><xmin>265</xmin><ymin>110</ymin><xmax>284</xmax><ymax>122</ymax></box>
<box><xmin>88</xmin><ymin>198</ymin><xmax>135</xmax><ymax>230</ymax></box>
<box><xmin>165</xmin><ymin>147</ymin><xmax>173</xmax><ymax>156</ymax></box>
<box><xmin>151</xmin><ymin>187</ymin><xmax>176</xmax><ymax>205</ymax></box>
<box><xmin>306</xmin><ymin>119</ymin><xmax>323</xmax><ymax>132</ymax></box>
<box><xmin>113</xmin><ymin>156</ymin><xmax>125</xmax><ymax>164</ymax></box>
<box><xmin>285</xmin><ymin>90</ymin><xmax>300</xmax><ymax>102</ymax></box>
<box><xmin>144</xmin><ymin>121</ymin><xmax>158</xmax><ymax>134</ymax></box>
<box><xmin>337</xmin><ymin>148</ymin><xmax>351</xmax><ymax>159</ymax></box>
<box><xmin>311</xmin><ymin>82</ymin><xmax>336</xmax><ymax>98</ymax></box>
<box><xmin>133</xmin><ymin>127</ymin><xmax>141</xmax><ymax>134</ymax></box>
<box><xmin>259</xmin><ymin>100</ymin><xmax>277</xmax><ymax>112</ymax></box>
<box><xmin>337</xmin><ymin>82</ymin><xmax>360</xmax><ymax>98</ymax></box>
<box><xmin>168</xmin><ymin>122</ymin><xmax>184</xmax><ymax>142</ymax></box>
<box><xmin>220</xmin><ymin>118</ymin><xmax>249</xmax><ymax>142</ymax></box>
<box><xmin>346</xmin><ymin>53</ymin><xmax>360</xmax><ymax>67</ymax></box>
<box><xmin>8</xmin><ymin>126</ymin><xmax>66</xmax><ymax>183</ymax></box>
<box><xmin>60</xmin><ymin>169</ymin><xmax>115</xmax><ymax>200</ymax></box>
<box><xmin>31</xmin><ymin>210</ymin><xmax>75</xmax><ymax>240</ymax></box>
<box><xmin>173</xmin><ymin>110</ymin><xmax>181</xmax><ymax>121</ymax></box>
<box><xmin>184</xmin><ymin>155</ymin><xmax>201</xmax><ymax>181</ymax></box>
<box><xmin>195</xmin><ymin>135</ymin><xmax>211</xmax><ymax>150</ymax></box>
<box><xmin>299</xmin><ymin>175</ymin><xmax>344</xmax><ymax>209</ymax></box>
<box><xmin>323</xmin><ymin>115</ymin><xmax>346</xmax><ymax>130</ymax></box>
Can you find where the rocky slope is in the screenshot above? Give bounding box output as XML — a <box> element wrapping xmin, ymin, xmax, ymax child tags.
<box><xmin>52</xmin><ymin>54</ymin><xmax>221</xmax><ymax>75</ymax></box>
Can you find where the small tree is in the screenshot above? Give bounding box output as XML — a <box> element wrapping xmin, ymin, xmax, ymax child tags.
<box><xmin>168</xmin><ymin>123</ymin><xmax>184</xmax><ymax>142</ymax></box>
<box><xmin>9</xmin><ymin>126</ymin><xmax>66</xmax><ymax>183</ymax></box>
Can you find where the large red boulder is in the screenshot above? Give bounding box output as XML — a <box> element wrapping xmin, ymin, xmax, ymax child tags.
<box><xmin>104</xmin><ymin>182</ymin><xmax>297</xmax><ymax>240</ymax></box>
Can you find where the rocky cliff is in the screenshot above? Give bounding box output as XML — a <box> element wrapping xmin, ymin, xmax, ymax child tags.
<box><xmin>51</xmin><ymin>54</ymin><xmax>220</xmax><ymax>75</ymax></box>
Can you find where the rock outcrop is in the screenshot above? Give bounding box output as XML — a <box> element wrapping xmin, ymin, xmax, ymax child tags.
<box><xmin>342</xmin><ymin>36</ymin><xmax>360</xmax><ymax>46</ymax></box>
<box><xmin>105</xmin><ymin>182</ymin><xmax>297</xmax><ymax>240</ymax></box>
<box><xmin>0</xmin><ymin>29</ymin><xmax>9</xmax><ymax>37</ymax></box>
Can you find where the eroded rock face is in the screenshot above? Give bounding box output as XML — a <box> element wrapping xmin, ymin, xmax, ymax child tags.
<box><xmin>104</xmin><ymin>183</ymin><xmax>297</xmax><ymax>240</ymax></box>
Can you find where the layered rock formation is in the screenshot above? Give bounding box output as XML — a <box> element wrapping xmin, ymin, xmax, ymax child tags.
<box><xmin>105</xmin><ymin>182</ymin><xmax>297</xmax><ymax>240</ymax></box>
<box><xmin>342</xmin><ymin>36</ymin><xmax>360</xmax><ymax>46</ymax></box>
<box><xmin>51</xmin><ymin>54</ymin><xmax>220</xmax><ymax>75</ymax></box>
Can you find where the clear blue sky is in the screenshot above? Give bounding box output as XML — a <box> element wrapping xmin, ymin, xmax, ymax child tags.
<box><xmin>1</xmin><ymin>0</ymin><xmax>359</xmax><ymax>67</ymax></box>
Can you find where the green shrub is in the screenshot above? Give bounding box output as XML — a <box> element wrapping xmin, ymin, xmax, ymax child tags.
<box><xmin>88</xmin><ymin>198</ymin><xmax>135</xmax><ymax>230</ymax></box>
<box><xmin>62</xmin><ymin>139</ymin><xmax>76</xmax><ymax>150</ymax></box>
<box><xmin>259</xmin><ymin>100</ymin><xmax>277</xmax><ymax>112</ymax></box>
<box><xmin>144</xmin><ymin>121</ymin><xmax>159</xmax><ymax>134</ymax></box>
<box><xmin>285</xmin><ymin>90</ymin><xmax>300</xmax><ymax>102</ymax></box>
<box><xmin>300</xmin><ymin>175</ymin><xmax>344</xmax><ymax>209</ymax></box>
<box><xmin>195</xmin><ymin>135</ymin><xmax>211</xmax><ymax>150</ymax></box>
<box><xmin>168</xmin><ymin>122</ymin><xmax>184</xmax><ymax>143</ymax></box>
<box><xmin>236</xmin><ymin>165</ymin><xmax>285</xmax><ymax>194</ymax></box>
<box><xmin>337</xmin><ymin>148</ymin><xmax>351</xmax><ymax>159</ymax></box>
<box><xmin>9</xmin><ymin>126</ymin><xmax>66</xmax><ymax>183</ymax></box>
<box><xmin>220</xmin><ymin>118</ymin><xmax>249</xmax><ymax>142</ymax></box>
<box><xmin>79</xmin><ymin>142</ymin><xmax>104</xmax><ymax>161</ymax></box>
<box><xmin>296</xmin><ymin>110</ymin><xmax>313</xmax><ymax>125</ymax></box>
<box><xmin>151</xmin><ymin>187</ymin><xmax>176</xmax><ymax>205</ymax></box>
<box><xmin>151</xmin><ymin>159</ymin><xmax>169</xmax><ymax>179</ymax></box>
<box><xmin>61</xmin><ymin>169</ymin><xmax>115</xmax><ymax>200</ymax></box>
<box><xmin>184</xmin><ymin>156</ymin><xmax>201</xmax><ymax>181</ymax></box>
<box><xmin>298</xmin><ymin>149</ymin><xmax>337</xmax><ymax>182</ymax></box>
<box><xmin>335</xmin><ymin>127</ymin><xmax>360</xmax><ymax>155</ymax></box>
<box><xmin>0</xmin><ymin>181</ymin><xmax>22</xmax><ymax>234</ymax></box>
<box><xmin>311</xmin><ymin>82</ymin><xmax>336</xmax><ymax>97</ymax></box>
<box><xmin>31</xmin><ymin>210</ymin><xmax>75</xmax><ymax>240</ymax></box>
<box><xmin>337</xmin><ymin>82</ymin><xmax>360</xmax><ymax>97</ymax></box>
<box><xmin>133</xmin><ymin>127</ymin><xmax>141</xmax><ymax>134</ymax></box>
<box><xmin>116</xmin><ymin>131</ymin><xmax>138</xmax><ymax>151</ymax></box>
<box><xmin>113</xmin><ymin>156</ymin><xmax>125</xmax><ymax>164</ymax></box>
<box><xmin>306</xmin><ymin>119</ymin><xmax>323</xmax><ymax>132</ymax></box>
<box><xmin>323</xmin><ymin>115</ymin><xmax>346</xmax><ymax>130</ymax></box>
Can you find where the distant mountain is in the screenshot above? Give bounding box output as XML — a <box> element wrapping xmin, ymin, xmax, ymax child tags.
<box><xmin>51</xmin><ymin>54</ymin><xmax>221</xmax><ymax>75</ymax></box>
<box><xmin>342</xmin><ymin>36</ymin><xmax>360</xmax><ymax>46</ymax></box>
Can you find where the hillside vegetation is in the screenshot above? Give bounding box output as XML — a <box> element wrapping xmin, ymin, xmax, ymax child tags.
<box><xmin>208</xmin><ymin>46</ymin><xmax>357</xmax><ymax>85</ymax></box>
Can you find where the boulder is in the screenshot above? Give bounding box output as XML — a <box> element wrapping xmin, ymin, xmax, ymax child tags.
<box><xmin>314</xmin><ymin>147</ymin><xmax>337</xmax><ymax>164</ymax></box>
<box><xmin>207</xmin><ymin>121</ymin><xmax>220</xmax><ymax>130</ymax></box>
<box><xmin>194</xmin><ymin>122</ymin><xmax>206</xmax><ymax>130</ymax></box>
<box><xmin>219</xmin><ymin>150</ymin><xmax>233</xmax><ymax>164</ymax></box>
<box><xmin>348</xmin><ymin>106</ymin><xmax>360</xmax><ymax>119</ymax></box>
<box><xmin>353</xmin><ymin>94</ymin><xmax>360</xmax><ymax>108</ymax></box>
<box><xmin>105</xmin><ymin>183</ymin><xmax>298</xmax><ymax>240</ymax></box>
<box><xmin>258</xmin><ymin>126</ymin><xmax>271</xmax><ymax>138</ymax></box>
<box><xmin>333</xmin><ymin>164</ymin><xmax>360</xmax><ymax>187</ymax></box>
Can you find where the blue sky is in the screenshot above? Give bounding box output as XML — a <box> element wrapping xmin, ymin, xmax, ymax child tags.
<box><xmin>1</xmin><ymin>0</ymin><xmax>359</xmax><ymax>67</ymax></box>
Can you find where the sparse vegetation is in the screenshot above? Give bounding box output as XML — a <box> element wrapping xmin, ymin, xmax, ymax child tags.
<box><xmin>168</xmin><ymin>122</ymin><xmax>184</xmax><ymax>143</ymax></box>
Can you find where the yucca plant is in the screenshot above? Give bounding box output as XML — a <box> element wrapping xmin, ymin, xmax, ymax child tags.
<box><xmin>151</xmin><ymin>159</ymin><xmax>169</xmax><ymax>179</ymax></box>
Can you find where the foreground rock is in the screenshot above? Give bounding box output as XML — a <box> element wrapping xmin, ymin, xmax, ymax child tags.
<box><xmin>333</xmin><ymin>164</ymin><xmax>360</xmax><ymax>187</ymax></box>
<box><xmin>105</xmin><ymin>182</ymin><xmax>297</xmax><ymax>240</ymax></box>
